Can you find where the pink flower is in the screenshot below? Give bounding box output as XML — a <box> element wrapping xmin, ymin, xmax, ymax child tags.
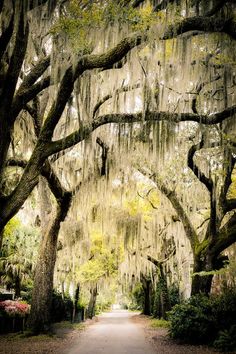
<box><xmin>0</xmin><ymin>300</ymin><xmax>30</xmax><ymax>317</ymax></box>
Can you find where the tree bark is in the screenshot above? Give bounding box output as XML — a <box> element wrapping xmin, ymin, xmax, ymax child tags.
<box><xmin>72</xmin><ymin>283</ymin><xmax>80</xmax><ymax>323</ymax></box>
<box><xmin>87</xmin><ymin>285</ymin><xmax>98</xmax><ymax>319</ymax></box>
<box><xmin>27</xmin><ymin>191</ymin><xmax>72</xmax><ymax>333</ymax></box>
<box><xmin>141</xmin><ymin>274</ymin><xmax>152</xmax><ymax>316</ymax></box>
<box><xmin>159</xmin><ymin>265</ymin><xmax>171</xmax><ymax>319</ymax></box>
<box><xmin>191</xmin><ymin>253</ymin><xmax>214</xmax><ymax>295</ymax></box>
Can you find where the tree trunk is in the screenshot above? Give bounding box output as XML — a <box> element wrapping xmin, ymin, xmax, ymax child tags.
<box><xmin>191</xmin><ymin>254</ymin><xmax>213</xmax><ymax>295</ymax></box>
<box><xmin>87</xmin><ymin>285</ymin><xmax>98</xmax><ymax>319</ymax></box>
<box><xmin>159</xmin><ymin>264</ymin><xmax>171</xmax><ymax>319</ymax></box>
<box><xmin>72</xmin><ymin>283</ymin><xmax>80</xmax><ymax>323</ymax></box>
<box><xmin>28</xmin><ymin>189</ymin><xmax>72</xmax><ymax>334</ymax></box>
<box><xmin>141</xmin><ymin>274</ymin><xmax>152</xmax><ymax>316</ymax></box>
<box><xmin>191</xmin><ymin>273</ymin><xmax>213</xmax><ymax>295</ymax></box>
<box><xmin>14</xmin><ymin>276</ymin><xmax>21</xmax><ymax>299</ymax></box>
<box><xmin>27</xmin><ymin>220</ymin><xmax>59</xmax><ymax>333</ymax></box>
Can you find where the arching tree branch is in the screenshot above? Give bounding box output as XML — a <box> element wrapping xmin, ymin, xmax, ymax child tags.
<box><xmin>137</xmin><ymin>166</ymin><xmax>198</xmax><ymax>250</ymax></box>
<box><xmin>162</xmin><ymin>16</ymin><xmax>236</xmax><ymax>40</ymax></box>
<box><xmin>187</xmin><ymin>134</ymin><xmax>213</xmax><ymax>193</ymax></box>
<box><xmin>47</xmin><ymin>105</ymin><xmax>236</xmax><ymax>157</ymax></box>
<box><xmin>96</xmin><ymin>137</ymin><xmax>109</xmax><ymax>176</ymax></box>
<box><xmin>0</xmin><ymin>10</ymin><xmax>14</xmax><ymax>61</ymax></box>
<box><xmin>92</xmin><ymin>82</ymin><xmax>140</xmax><ymax>119</ymax></box>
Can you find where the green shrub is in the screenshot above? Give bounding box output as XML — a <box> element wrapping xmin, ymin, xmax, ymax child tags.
<box><xmin>150</xmin><ymin>318</ymin><xmax>170</xmax><ymax>328</ymax></box>
<box><xmin>168</xmin><ymin>301</ymin><xmax>215</xmax><ymax>344</ymax></box>
<box><xmin>169</xmin><ymin>285</ymin><xmax>180</xmax><ymax>307</ymax></box>
<box><xmin>51</xmin><ymin>291</ymin><xmax>73</xmax><ymax>323</ymax></box>
<box><xmin>214</xmin><ymin>325</ymin><xmax>236</xmax><ymax>352</ymax></box>
<box><xmin>168</xmin><ymin>290</ymin><xmax>236</xmax><ymax>350</ymax></box>
<box><xmin>211</xmin><ymin>290</ymin><xmax>236</xmax><ymax>331</ymax></box>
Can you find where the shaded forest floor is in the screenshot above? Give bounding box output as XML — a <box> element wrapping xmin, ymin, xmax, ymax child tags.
<box><xmin>0</xmin><ymin>314</ymin><xmax>232</xmax><ymax>354</ymax></box>
<box><xmin>0</xmin><ymin>320</ymin><xmax>92</xmax><ymax>354</ymax></box>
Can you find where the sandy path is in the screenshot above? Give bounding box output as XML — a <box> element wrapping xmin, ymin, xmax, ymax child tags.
<box><xmin>63</xmin><ymin>310</ymin><xmax>156</xmax><ymax>354</ymax></box>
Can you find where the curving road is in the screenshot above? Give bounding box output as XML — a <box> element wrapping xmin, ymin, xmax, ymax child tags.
<box><xmin>65</xmin><ymin>310</ymin><xmax>156</xmax><ymax>354</ymax></box>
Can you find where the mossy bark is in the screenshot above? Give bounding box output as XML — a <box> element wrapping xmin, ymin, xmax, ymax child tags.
<box><xmin>87</xmin><ymin>285</ymin><xmax>98</xmax><ymax>319</ymax></box>
<box><xmin>28</xmin><ymin>192</ymin><xmax>72</xmax><ymax>334</ymax></box>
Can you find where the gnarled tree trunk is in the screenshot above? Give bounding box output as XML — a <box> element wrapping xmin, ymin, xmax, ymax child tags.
<box><xmin>28</xmin><ymin>187</ymin><xmax>72</xmax><ymax>333</ymax></box>
<box><xmin>141</xmin><ymin>274</ymin><xmax>152</xmax><ymax>316</ymax></box>
<box><xmin>87</xmin><ymin>285</ymin><xmax>98</xmax><ymax>319</ymax></box>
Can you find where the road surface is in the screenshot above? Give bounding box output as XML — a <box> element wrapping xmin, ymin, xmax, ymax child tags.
<box><xmin>65</xmin><ymin>310</ymin><xmax>156</xmax><ymax>354</ymax></box>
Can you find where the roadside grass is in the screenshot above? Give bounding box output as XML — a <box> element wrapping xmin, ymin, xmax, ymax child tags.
<box><xmin>1</xmin><ymin>332</ymin><xmax>55</xmax><ymax>340</ymax></box>
<box><xmin>0</xmin><ymin>321</ymin><xmax>85</xmax><ymax>341</ymax></box>
<box><xmin>53</xmin><ymin>321</ymin><xmax>86</xmax><ymax>331</ymax></box>
<box><xmin>149</xmin><ymin>318</ymin><xmax>170</xmax><ymax>328</ymax></box>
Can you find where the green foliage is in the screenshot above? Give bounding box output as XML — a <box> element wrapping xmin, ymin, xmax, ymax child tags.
<box><xmin>78</xmin><ymin>231</ymin><xmax>118</xmax><ymax>284</ymax></box>
<box><xmin>123</xmin><ymin>183</ymin><xmax>159</xmax><ymax>220</ymax></box>
<box><xmin>168</xmin><ymin>285</ymin><xmax>180</xmax><ymax>307</ymax></box>
<box><xmin>128</xmin><ymin>282</ymin><xmax>144</xmax><ymax>310</ymax></box>
<box><xmin>228</xmin><ymin>171</ymin><xmax>236</xmax><ymax>199</ymax></box>
<box><xmin>53</xmin><ymin>321</ymin><xmax>85</xmax><ymax>330</ymax></box>
<box><xmin>168</xmin><ymin>297</ymin><xmax>214</xmax><ymax>344</ymax></box>
<box><xmin>0</xmin><ymin>221</ymin><xmax>40</xmax><ymax>295</ymax></box>
<box><xmin>168</xmin><ymin>291</ymin><xmax>236</xmax><ymax>350</ymax></box>
<box><xmin>152</xmin><ymin>282</ymin><xmax>162</xmax><ymax>318</ymax></box>
<box><xmin>51</xmin><ymin>291</ymin><xmax>73</xmax><ymax>323</ymax></box>
<box><xmin>51</xmin><ymin>1</ymin><xmax>158</xmax><ymax>52</ymax></box>
<box><xmin>150</xmin><ymin>318</ymin><xmax>170</xmax><ymax>328</ymax></box>
<box><xmin>214</xmin><ymin>326</ymin><xmax>236</xmax><ymax>352</ymax></box>
<box><xmin>211</xmin><ymin>290</ymin><xmax>236</xmax><ymax>331</ymax></box>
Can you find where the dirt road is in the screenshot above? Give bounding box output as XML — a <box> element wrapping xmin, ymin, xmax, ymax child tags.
<box><xmin>64</xmin><ymin>310</ymin><xmax>156</xmax><ymax>354</ymax></box>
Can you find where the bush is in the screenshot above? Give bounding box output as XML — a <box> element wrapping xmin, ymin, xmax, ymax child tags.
<box><xmin>168</xmin><ymin>300</ymin><xmax>215</xmax><ymax>344</ymax></box>
<box><xmin>214</xmin><ymin>325</ymin><xmax>236</xmax><ymax>352</ymax></box>
<box><xmin>168</xmin><ymin>290</ymin><xmax>236</xmax><ymax>350</ymax></box>
<box><xmin>51</xmin><ymin>291</ymin><xmax>73</xmax><ymax>323</ymax></box>
<box><xmin>150</xmin><ymin>318</ymin><xmax>170</xmax><ymax>328</ymax></box>
<box><xmin>211</xmin><ymin>290</ymin><xmax>236</xmax><ymax>331</ymax></box>
<box><xmin>169</xmin><ymin>285</ymin><xmax>180</xmax><ymax>307</ymax></box>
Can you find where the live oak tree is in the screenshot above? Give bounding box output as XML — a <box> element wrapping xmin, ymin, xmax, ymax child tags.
<box><xmin>139</xmin><ymin>124</ymin><xmax>236</xmax><ymax>295</ymax></box>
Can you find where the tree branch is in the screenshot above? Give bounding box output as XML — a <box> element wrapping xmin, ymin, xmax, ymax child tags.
<box><xmin>92</xmin><ymin>82</ymin><xmax>140</xmax><ymax>119</ymax></box>
<box><xmin>28</xmin><ymin>0</ymin><xmax>49</xmax><ymax>10</ymax></box>
<box><xmin>162</xmin><ymin>16</ymin><xmax>236</xmax><ymax>40</ymax></box>
<box><xmin>225</xmin><ymin>199</ymin><xmax>236</xmax><ymax>212</ymax></box>
<box><xmin>204</xmin><ymin>0</ymin><xmax>230</xmax><ymax>16</ymax></box>
<box><xmin>137</xmin><ymin>187</ymin><xmax>159</xmax><ymax>209</ymax></box>
<box><xmin>147</xmin><ymin>246</ymin><xmax>176</xmax><ymax>267</ymax></box>
<box><xmin>0</xmin><ymin>11</ymin><xmax>14</xmax><ymax>61</ymax></box>
<box><xmin>46</xmin><ymin>105</ymin><xmax>236</xmax><ymax>157</ymax></box>
<box><xmin>40</xmin><ymin>32</ymin><xmax>146</xmax><ymax>141</ymax></box>
<box><xmin>131</xmin><ymin>0</ymin><xmax>145</xmax><ymax>8</ymax></box>
<box><xmin>137</xmin><ymin>166</ymin><xmax>198</xmax><ymax>250</ymax></box>
<box><xmin>187</xmin><ymin>134</ymin><xmax>213</xmax><ymax>193</ymax></box>
<box><xmin>11</xmin><ymin>76</ymin><xmax>51</xmax><ymax>118</ymax></box>
<box><xmin>154</xmin><ymin>0</ymin><xmax>175</xmax><ymax>12</ymax></box>
<box><xmin>213</xmin><ymin>212</ymin><xmax>236</xmax><ymax>255</ymax></box>
<box><xmin>220</xmin><ymin>150</ymin><xmax>236</xmax><ymax>213</ymax></box>
<box><xmin>0</xmin><ymin>4</ymin><xmax>29</xmax><ymax>111</ymax></box>
<box><xmin>96</xmin><ymin>137</ymin><xmax>109</xmax><ymax>177</ymax></box>
<box><xmin>16</xmin><ymin>56</ymin><xmax>50</xmax><ymax>93</ymax></box>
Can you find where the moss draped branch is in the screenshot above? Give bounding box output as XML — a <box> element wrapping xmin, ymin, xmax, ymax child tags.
<box><xmin>162</xmin><ymin>15</ymin><xmax>236</xmax><ymax>40</ymax></box>
<box><xmin>40</xmin><ymin>32</ymin><xmax>146</xmax><ymax>141</ymax></box>
<box><xmin>137</xmin><ymin>167</ymin><xmax>198</xmax><ymax>250</ymax></box>
<box><xmin>46</xmin><ymin>105</ymin><xmax>236</xmax><ymax>157</ymax></box>
<box><xmin>187</xmin><ymin>135</ymin><xmax>213</xmax><ymax>193</ymax></box>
